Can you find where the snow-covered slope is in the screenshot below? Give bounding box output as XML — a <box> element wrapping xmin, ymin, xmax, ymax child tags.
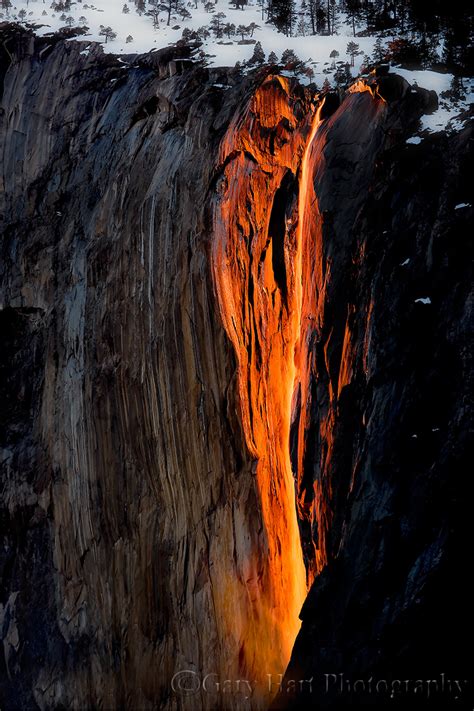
<box><xmin>2</xmin><ymin>0</ymin><xmax>376</xmax><ymax>70</ymax></box>
<box><xmin>392</xmin><ymin>68</ymin><xmax>474</xmax><ymax>135</ymax></box>
<box><xmin>3</xmin><ymin>0</ymin><xmax>376</xmax><ymax>73</ymax></box>
<box><xmin>3</xmin><ymin>0</ymin><xmax>473</xmax><ymax>133</ymax></box>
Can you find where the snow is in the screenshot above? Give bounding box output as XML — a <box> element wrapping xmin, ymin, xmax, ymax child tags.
<box><xmin>6</xmin><ymin>0</ymin><xmax>376</xmax><ymax>77</ymax></box>
<box><xmin>400</xmin><ymin>258</ymin><xmax>410</xmax><ymax>266</ymax></box>
<box><xmin>455</xmin><ymin>202</ymin><xmax>471</xmax><ymax>210</ymax></box>
<box><xmin>406</xmin><ymin>136</ymin><xmax>422</xmax><ymax>145</ymax></box>
<box><xmin>392</xmin><ymin>67</ymin><xmax>474</xmax><ymax>135</ymax></box>
<box><xmin>392</xmin><ymin>67</ymin><xmax>452</xmax><ymax>95</ymax></box>
<box><xmin>414</xmin><ymin>297</ymin><xmax>431</xmax><ymax>305</ymax></box>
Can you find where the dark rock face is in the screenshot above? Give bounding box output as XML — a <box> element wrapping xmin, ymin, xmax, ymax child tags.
<box><xmin>0</xmin><ymin>26</ymin><xmax>269</xmax><ymax>710</ymax></box>
<box><xmin>1</xmin><ymin>24</ymin><xmax>472</xmax><ymax>711</ymax></box>
<box><xmin>272</xmin><ymin>84</ymin><xmax>473</xmax><ymax>711</ymax></box>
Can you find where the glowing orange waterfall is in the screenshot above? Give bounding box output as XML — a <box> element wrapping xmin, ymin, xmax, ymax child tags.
<box><xmin>212</xmin><ymin>76</ymin><xmax>326</xmax><ymax>692</ymax></box>
<box><xmin>291</xmin><ymin>99</ymin><xmax>328</xmax><ymax>585</ymax></box>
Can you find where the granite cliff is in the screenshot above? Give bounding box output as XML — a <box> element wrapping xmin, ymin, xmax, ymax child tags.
<box><xmin>0</xmin><ymin>24</ymin><xmax>472</xmax><ymax>711</ymax></box>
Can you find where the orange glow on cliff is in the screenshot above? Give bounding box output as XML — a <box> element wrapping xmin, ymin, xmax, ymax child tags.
<box><xmin>348</xmin><ymin>78</ymin><xmax>387</xmax><ymax>103</ymax></box>
<box><xmin>211</xmin><ymin>75</ymin><xmax>386</xmax><ymax>700</ymax></box>
<box><xmin>292</xmin><ymin>100</ymin><xmax>327</xmax><ymax>584</ymax></box>
<box><xmin>212</xmin><ymin>77</ymin><xmax>324</xmax><ymax>692</ymax></box>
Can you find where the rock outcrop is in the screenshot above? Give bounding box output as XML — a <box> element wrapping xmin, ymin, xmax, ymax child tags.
<box><xmin>1</xmin><ymin>23</ymin><xmax>472</xmax><ymax>711</ymax></box>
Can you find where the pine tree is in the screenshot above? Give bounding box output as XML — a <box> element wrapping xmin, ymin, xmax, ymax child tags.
<box><xmin>362</xmin><ymin>0</ymin><xmax>374</xmax><ymax>32</ymax></box>
<box><xmin>223</xmin><ymin>22</ymin><xmax>235</xmax><ymax>38</ymax></box>
<box><xmin>322</xmin><ymin>76</ymin><xmax>331</xmax><ymax>93</ymax></box>
<box><xmin>210</xmin><ymin>12</ymin><xmax>226</xmax><ymax>37</ymax></box>
<box><xmin>360</xmin><ymin>54</ymin><xmax>371</xmax><ymax>73</ymax></box>
<box><xmin>281</xmin><ymin>48</ymin><xmax>297</xmax><ymax>65</ymax></box>
<box><xmin>372</xmin><ymin>36</ymin><xmax>386</xmax><ymax>64</ymax></box>
<box><xmin>346</xmin><ymin>40</ymin><xmax>361</xmax><ymax>67</ymax></box>
<box><xmin>249</xmin><ymin>40</ymin><xmax>265</xmax><ymax>64</ymax></box>
<box><xmin>329</xmin><ymin>48</ymin><xmax>339</xmax><ymax>68</ymax></box>
<box><xmin>345</xmin><ymin>0</ymin><xmax>359</xmax><ymax>36</ymax></box>
<box><xmin>334</xmin><ymin>65</ymin><xmax>346</xmax><ymax>86</ymax></box>
<box><xmin>248</xmin><ymin>21</ymin><xmax>260</xmax><ymax>36</ymax></box>
<box><xmin>281</xmin><ymin>48</ymin><xmax>304</xmax><ymax>73</ymax></box>
<box><xmin>305</xmin><ymin>0</ymin><xmax>323</xmax><ymax>34</ymax></box>
<box><xmin>178</xmin><ymin>4</ymin><xmax>192</xmax><ymax>20</ymax></box>
<box><xmin>448</xmin><ymin>75</ymin><xmax>465</xmax><ymax>102</ymax></box>
<box><xmin>1</xmin><ymin>0</ymin><xmax>12</xmax><ymax>16</ymax></box>
<box><xmin>300</xmin><ymin>0</ymin><xmax>307</xmax><ymax>28</ymax></box>
<box><xmin>147</xmin><ymin>6</ymin><xmax>160</xmax><ymax>28</ymax></box>
<box><xmin>329</xmin><ymin>0</ymin><xmax>339</xmax><ymax>34</ymax></box>
<box><xmin>297</xmin><ymin>16</ymin><xmax>306</xmax><ymax>36</ymax></box>
<box><xmin>99</xmin><ymin>26</ymin><xmax>117</xmax><ymax>43</ymax></box>
<box><xmin>269</xmin><ymin>0</ymin><xmax>295</xmax><ymax>35</ymax></box>
<box><xmin>181</xmin><ymin>27</ymin><xmax>199</xmax><ymax>43</ymax></box>
<box><xmin>268</xmin><ymin>50</ymin><xmax>278</xmax><ymax>64</ymax></box>
<box><xmin>197</xmin><ymin>25</ymin><xmax>211</xmax><ymax>40</ymax></box>
<box><xmin>236</xmin><ymin>24</ymin><xmax>250</xmax><ymax>40</ymax></box>
<box><xmin>316</xmin><ymin>3</ymin><xmax>326</xmax><ymax>32</ymax></box>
